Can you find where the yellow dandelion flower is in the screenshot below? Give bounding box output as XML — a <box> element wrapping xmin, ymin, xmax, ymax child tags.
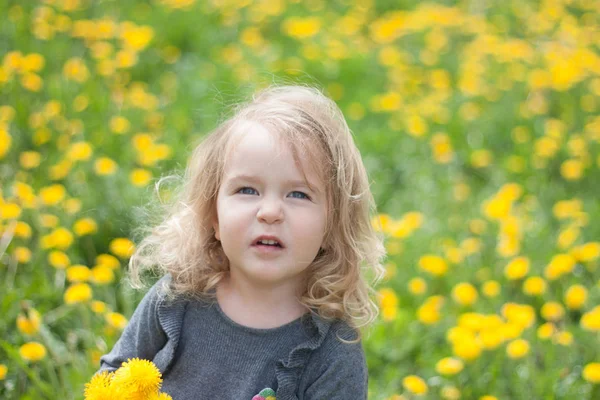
<box><xmin>1</xmin><ymin>203</ymin><xmax>22</xmax><ymax>219</ymax></box>
<box><xmin>506</xmin><ymin>338</ymin><xmax>530</xmax><ymax>359</ymax></box>
<box><xmin>111</xmin><ymin>358</ymin><xmax>162</xmax><ymax>398</ymax></box>
<box><xmin>560</xmin><ymin>159</ymin><xmax>584</xmax><ymax>180</ymax></box>
<box><xmin>105</xmin><ymin>312</ymin><xmax>128</xmax><ymax>330</ymax></box>
<box><xmin>418</xmin><ymin>255</ymin><xmax>448</xmax><ymax>277</ymax></box>
<box><xmin>565</xmin><ymin>285</ymin><xmax>587</xmax><ymax>310</ymax></box>
<box><xmin>504</xmin><ymin>257</ymin><xmax>530</xmax><ymax>280</ymax></box>
<box><xmin>19</xmin><ymin>151</ymin><xmax>41</xmax><ymax>169</ymax></box>
<box><xmin>482</xmin><ymin>280</ymin><xmax>500</xmax><ymax>298</ymax></box>
<box><xmin>63</xmin><ymin>57</ymin><xmax>89</xmax><ymax>83</ymax></box>
<box><xmin>451</xmin><ymin>282</ymin><xmax>478</xmax><ymax>306</ymax></box>
<box><xmin>91</xmin><ymin>301</ymin><xmax>108</xmax><ymax>314</ymax></box>
<box><xmin>541</xmin><ymin>302</ymin><xmax>565</xmax><ymax>321</ymax></box>
<box><xmin>67</xmin><ymin>141</ymin><xmax>93</xmax><ymax>161</ymax></box>
<box><xmin>109</xmin><ymin>116</ymin><xmax>130</xmax><ymax>134</ymax></box>
<box><xmin>48</xmin><ymin>250</ymin><xmax>70</xmax><ymax>269</ymax></box>
<box><xmin>120</xmin><ymin>24</ymin><xmax>155</xmax><ymax>51</ymax></box>
<box><xmin>0</xmin><ymin>364</ymin><xmax>6</xmax><ymax>380</ymax></box>
<box><xmin>84</xmin><ymin>370</ymin><xmax>116</xmax><ymax>400</ymax></box>
<box><xmin>583</xmin><ymin>362</ymin><xmax>600</xmax><ymax>384</ymax></box>
<box><xmin>282</xmin><ymin>17</ymin><xmax>321</xmax><ymax>39</ymax></box>
<box><xmin>96</xmin><ymin>254</ymin><xmax>120</xmax><ymax>270</ymax></box>
<box><xmin>480</xmin><ymin>396</ymin><xmax>499</xmax><ymax>400</ymax></box>
<box><xmin>50</xmin><ymin>227</ymin><xmax>74</xmax><ymax>249</ymax></box>
<box><xmin>402</xmin><ymin>375</ymin><xmax>428</xmax><ymax>395</ymax></box>
<box><xmin>61</xmin><ymin>199</ymin><xmax>80</xmax><ymax>216</ymax></box>
<box><xmin>470</xmin><ymin>149</ymin><xmax>493</xmax><ymax>168</ymax></box>
<box><xmin>109</xmin><ymin>238</ymin><xmax>135</xmax><ymax>258</ymax></box>
<box><xmin>452</xmin><ymin>337</ymin><xmax>482</xmax><ymax>361</ymax></box>
<box><xmin>64</xmin><ymin>283</ymin><xmax>92</xmax><ymax>304</ymax></box>
<box><xmin>67</xmin><ymin>265</ymin><xmax>91</xmax><ymax>282</ymax></box>
<box><xmin>572</xmin><ymin>242</ymin><xmax>600</xmax><ymax>262</ymax></box>
<box><xmin>440</xmin><ymin>385</ymin><xmax>460</xmax><ymax>400</ymax></box>
<box><xmin>523</xmin><ymin>276</ymin><xmax>547</xmax><ymax>296</ymax></box>
<box><xmin>435</xmin><ymin>357</ymin><xmax>464</xmax><ymax>376</ymax></box>
<box><xmin>14</xmin><ymin>221</ymin><xmax>32</xmax><ymax>238</ymax></box>
<box><xmin>408</xmin><ymin>278</ymin><xmax>427</xmax><ymax>295</ymax></box>
<box><xmin>94</xmin><ymin>157</ymin><xmax>118</xmax><ymax>176</ymax></box>
<box><xmin>17</xmin><ymin>308</ymin><xmax>41</xmax><ymax>335</ymax></box>
<box><xmin>39</xmin><ymin>184</ymin><xmax>66</xmax><ymax>206</ymax></box>
<box><xmin>19</xmin><ymin>342</ymin><xmax>47</xmax><ymax>362</ymax></box>
<box><xmin>581</xmin><ymin>307</ymin><xmax>600</xmax><ymax>331</ymax></box>
<box><xmin>130</xmin><ymin>168</ymin><xmax>153</xmax><ymax>187</ymax></box>
<box><xmin>148</xmin><ymin>392</ymin><xmax>173</xmax><ymax>400</ymax></box>
<box><xmin>73</xmin><ymin>217</ymin><xmax>98</xmax><ymax>236</ymax></box>
<box><xmin>14</xmin><ymin>246</ymin><xmax>32</xmax><ymax>263</ymax></box>
<box><xmin>91</xmin><ymin>265</ymin><xmax>115</xmax><ymax>285</ymax></box>
<box><xmin>537</xmin><ymin>323</ymin><xmax>555</xmax><ymax>340</ymax></box>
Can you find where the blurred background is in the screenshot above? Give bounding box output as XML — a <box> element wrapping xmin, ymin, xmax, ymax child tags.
<box><xmin>1</xmin><ymin>0</ymin><xmax>599</xmax><ymax>399</ymax></box>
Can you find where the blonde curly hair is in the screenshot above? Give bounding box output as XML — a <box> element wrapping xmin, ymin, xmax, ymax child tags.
<box><xmin>129</xmin><ymin>84</ymin><xmax>386</xmax><ymax>334</ymax></box>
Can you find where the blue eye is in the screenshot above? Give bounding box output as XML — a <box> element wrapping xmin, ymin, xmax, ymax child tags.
<box><xmin>289</xmin><ymin>191</ymin><xmax>310</xmax><ymax>200</ymax></box>
<box><xmin>237</xmin><ymin>187</ymin><xmax>258</xmax><ymax>195</ymax></box>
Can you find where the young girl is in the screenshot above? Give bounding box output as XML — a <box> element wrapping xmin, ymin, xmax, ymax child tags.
<box><xmin>99</xmin><ymin>85</ymin><xmax>386</xmax><ymax>399</ymax></box>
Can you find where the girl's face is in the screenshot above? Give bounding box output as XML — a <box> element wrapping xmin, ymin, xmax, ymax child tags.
<box><xmin>213</xmin><ymin>122</ymin><xmax>327</xmax><ymax>294</ymax></box>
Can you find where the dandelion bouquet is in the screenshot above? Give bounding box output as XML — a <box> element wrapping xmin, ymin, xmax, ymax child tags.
<box><xmin>85</xmin><ymin>358</ymin><xmax>172</xmax><ymax>400</ymax></box>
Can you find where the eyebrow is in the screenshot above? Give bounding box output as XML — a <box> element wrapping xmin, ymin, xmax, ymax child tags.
<box><xmin>226</xmin><ymin>174</ymin><xmax>322</xmax><ymax>195</ymax></box>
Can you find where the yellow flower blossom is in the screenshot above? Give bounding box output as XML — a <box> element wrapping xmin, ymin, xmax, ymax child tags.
<box><xmin>482</xmin><ymin>281</ymin><xmax>500</xmax><ymax>297</ymax></box>
<box><xmin>91</xmin><ymin>265</ymin><xmax>115</xmax><ymax>285</ymax></box>
<box><xmin>96</xmin><ymin>254</ymin><xmax>120</xmax><ymax>270</ymax></box>
<box><xmin>67</xmin><ymin>141</ymin><xmax>93</xmax><ymax>161</ymax></box>
<box><xmin>84</xmin><ymin>370</ymin><xmax>117</xmax><ymax>398</ymax></box>
<box><xmin>451</xmin><ymin>282</ymin><xmax>478</xmax><ymax>306</ymax></box>
<box><xmin>19</xmin><ymin>151</ymin><xmax>41</xmax><ymax>169</ymax></box>
<box><xmin>523</xmin><ymin>276</ymin><xmax>547</xmax><ymax>296</ymax></box>
<box><xmin>0</xmin><ymin>364</ymin><xmax>6</xmax><ymax>380</ymax></box>
<box><xmin>17</xmin><ymin>308</ymin><xmax>41</xmax><ymax>335</ymax></box>
<box><xmin>14</xmin><ymin>246</ymin><xmax>32</xmax><ymax>263</ymax></box>
<box><xmin>506</xmin><ymin>338</ymin><xmax>530</xmax><ymax>359</ymax></box>
<box><xmin>435</xmin><ymin>357</ymin><xmax>464</xmax><ymax>376</ymax></box>
<box><xmin>408</xmin><ymin>278</ymin><xmax>427</xmax><ymax>295</ymax></box>
<box><xmin>109</xmin><ymin>237</ymin><xmax>135</xmax><ymax>258</ymax></box>
<box><xmin>48</xmin><ymin>250</ymin><xmax>70</xmax><ymax>269</ymax></box>
<box><xmin>583</xmin><ymin>363</ymin><xmax>600</xmax><ymax>383</ymax></box>
<box><xmin>63</xmin><ymin>57</ymin><xmax>89</xmax><ymax>82</ymax></box>
<box><xmin>105</xmin><ymin>312</ymin><xmax>128</xmax><ymax>330</ymax></box>
<box><xmin>67</xmin><ymin>265</ymin><xmax>91</xmax><ymax>282</ymax></box>
<box><xmin>541</xmin><ymin>302</ymin><xmax>565</xmax><ymax>322</ymax></box>
<box><xmin>39</xmin><ymin>184</ymin><xmax>66</xmax><ymax>206</ymax></box>
<box><xmin>282</xmin><ymin>17</ymin><xmax>321</xmax><ymax>39</ymax></box>
<box><xmin>94</xmin><ymin>157</ymin><xmax>118</xmax><ymax>175</ymax></box>
<box><xmin>64</xmin><ymin>283</ymin><xmax>92</xmax><ymax>304</ymax></box>
<box><xmin>418</xmin><ymin>255</ymin><xmax>448</xmax><ymax>277</ymax></box>
<box><xmin>564</xmin><ymin>285</ymin><xmax>587</xmax><ymax>310</ymax></box>
<box><xmin>402</xmin><ymin>375</ymin><xmax>428</xmax><ymax>395</ymax></box>
<box><xmin>504</xmin><ymin>256</ymin><xmax>530</xmax><ymax>280</ymax></box>
<box><xmin>19</xmin><ymin>342</ymin><xmax>47</xmax><ymax>362</ymax></box>
<box><xmin>130</xmin><ymin>166</ymin><xmax>152</xmax><ymax>185</ymax></box>
<box><xmin>537</xmin><ymin>323</ymin><xmax>555</xmax><ymax>340</ymax></box>
<box><xmin>73</xmin><ymin>218</ymin><xmax>98</xmax><ymax>236</ymax></box>
<box><xmin>120</xmin><ymin>24</ymin><xmax>155</xmax><ymax>50</ymax></box>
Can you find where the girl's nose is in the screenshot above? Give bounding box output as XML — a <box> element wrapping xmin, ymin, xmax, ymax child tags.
<box><xmin>256</xmin><ymin>197</ymin><xmax>284</xmax><ymax>224</ymax></box>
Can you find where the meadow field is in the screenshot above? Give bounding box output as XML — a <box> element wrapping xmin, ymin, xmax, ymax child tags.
<box><xmin>1</xmin><ymin>0</ymin><xmax>599</xmax><ymax>399</ymax></box>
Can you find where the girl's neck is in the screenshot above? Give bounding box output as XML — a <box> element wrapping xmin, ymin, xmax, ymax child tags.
<box><xmin>216</xmin><ymin>276</ymin><xmax>309</xmax><ymax>329</ymax></box>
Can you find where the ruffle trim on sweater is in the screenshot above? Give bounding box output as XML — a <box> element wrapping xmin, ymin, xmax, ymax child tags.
<box><xmin>152</xmin><ymin>275</ymin><xmax>188</xmax><ymax>374</ymax></box>
<box><xmin>274</xmin><ymin>312</ymin><xmax>331</xmax><ymax>400</ymax></box>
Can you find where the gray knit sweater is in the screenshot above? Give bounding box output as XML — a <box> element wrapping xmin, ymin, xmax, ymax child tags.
<box><xmin>99</xmin><ymin>275</ymin><xmax>368</xmax><ymax>399</ymax></box>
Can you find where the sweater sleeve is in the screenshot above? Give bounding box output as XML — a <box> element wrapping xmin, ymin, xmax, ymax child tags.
<box><xmin>98</xmin><ymin>277</ymin><xmax>169</xmax><ymax>372</ymax></box>
<box><xmin>302</xmin><ymin>327</ymin><xmax>368</xmax><ymax>400</ymax></box>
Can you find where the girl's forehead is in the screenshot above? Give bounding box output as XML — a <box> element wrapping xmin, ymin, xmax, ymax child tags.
<box><xmin>222</xmin><ymin>120</ymin><xmax>327</xmax><ymax>185</ymax></box>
